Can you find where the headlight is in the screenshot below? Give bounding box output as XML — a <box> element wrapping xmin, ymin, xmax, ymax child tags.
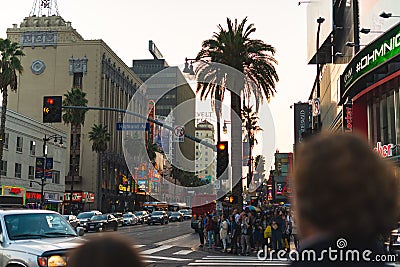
<box><xmin>38</xmin><ymin>255</ymin><xmax>67</xmax><ymax>267</ymax></box>
<box><xmin>99</xmin><ymin>223</ymin><xmax>103</xmax><ymax>226</ymax></box>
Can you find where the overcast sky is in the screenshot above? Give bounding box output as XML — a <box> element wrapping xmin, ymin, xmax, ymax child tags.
<box><xmin>0</xmin><ymin>0</ymin><xmax>315</xmax><ymax>153</ymax></box>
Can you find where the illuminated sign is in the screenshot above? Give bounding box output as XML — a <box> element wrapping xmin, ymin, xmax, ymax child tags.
<box><xmin>374</xmin><ymin>142</ymin><xmax>394</xmax><ymax>158</ymax></box>
<box><xmin>342</xmin><ymin>102</ymin><xmax>353</xmax><ymax>133</ymax></box>
<box><xmin>340</xmin><ymin>23</ymin><xmax>400</xmax><ymax>102</ymax></box>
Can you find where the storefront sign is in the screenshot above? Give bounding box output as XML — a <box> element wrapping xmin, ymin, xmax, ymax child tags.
<box><xmin>342</xmin><ymin>102</ymin><xmax>353</xmax><ymax>132</ymax></box>
<box><xmin>294</xmin><ymin>103</ymin><xmax>310</xmax><ymax>145</ymax></box>
<box><xmin>2</xmin><ymin>186</ymin><xmax>26</xmax><ymax>198</ymax></box>
<box><xmin>312</xmin><ymin>98</ymin><xmax>320</xmax><ymax>117</ymax></box>
<box><xmin>340</xmin><ymin>22</ymin><xmax>400</xmax><ymax>102</ymax></box>
<box><xmin>374</xmin><ymin>142</ymin><xmax>394</xmax><ymax>158</ymax></box>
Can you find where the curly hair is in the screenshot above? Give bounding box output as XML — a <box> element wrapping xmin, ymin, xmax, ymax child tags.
<box><xmin>68</xmin><ymin>234</ymin><xmax>145</xmax><ymax>267</ymax></box>
<box><xmin>293</xmin><ymin>132</ymin><xmax>400</xmax><ymax>240</ymax></box>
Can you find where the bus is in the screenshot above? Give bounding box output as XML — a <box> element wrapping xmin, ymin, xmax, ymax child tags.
<box><xmin>142</xmin><ymin>202</ymin><xmax>168</xmax><ymax>213</ymax></box>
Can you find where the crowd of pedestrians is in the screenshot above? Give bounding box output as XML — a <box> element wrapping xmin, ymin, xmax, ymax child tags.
<box><xmin>196</xmin><ymin>205</ymin><xmax>297</xmax><ymax>256</ymax></box>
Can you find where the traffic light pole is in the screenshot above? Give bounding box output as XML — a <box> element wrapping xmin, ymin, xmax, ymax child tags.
<box><xmin>62</xmin><ymin>106</ymin><xmax>216</xmax><ymax>150</ymax></box>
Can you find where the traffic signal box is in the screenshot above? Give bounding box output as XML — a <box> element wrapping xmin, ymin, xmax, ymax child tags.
<box><xmin>217</xmin><ymin>141</ymin><xmax>229</xmax><ymax>179</ymax></box>
<box><xmin>43</xmin><ymin>96</ymin><xmax>62</xmax><ymax>123</ymax></box>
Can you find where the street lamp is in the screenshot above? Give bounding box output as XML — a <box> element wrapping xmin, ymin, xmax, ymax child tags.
<box><xmin>315</xmin><ymin>16</ymin><xmax>325</xmax><ymax>132</ymax></box>
<box><xmin>360</xmin><ymin>28</ymin><xmax>384</xmax><ymax>34</ymax></box>
<box><xmin>345</xmin><ymin>42</ymin><xmax>367</xmax><ymax>48</ymax></box>
<box><xmin>380</xmin><ymin>12</ymin><xmax>400</xmax><ymax>19</ymax></box>
<box><xmin>31</xmin><ymin>134</ymin><xmax>63</xmax><ymax>209</ymax></box>
<box><xmin>222</xmin><ymin>120</ymin><xmax>231</xmax><ymax>134</ymax></box>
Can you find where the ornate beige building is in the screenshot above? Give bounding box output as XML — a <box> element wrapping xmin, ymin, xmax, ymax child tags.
<box><xmin>6</xmin><ymin>14</ymin><xmax>145</xmax><ymax>212</ymax></box>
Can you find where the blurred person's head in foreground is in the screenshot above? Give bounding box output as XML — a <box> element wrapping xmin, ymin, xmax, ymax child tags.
<box><xmin>293</xmin><ymin>132</ymin><xmax>400</xmax><ymax>243</ymax></box>
<box><xmin>68</xmin><ymin>234</ymin><xmax>145</xmax><ymax>267</ymax></box>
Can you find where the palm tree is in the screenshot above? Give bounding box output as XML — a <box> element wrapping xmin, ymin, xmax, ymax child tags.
<box><xmin>0</xmin><ymin>39</ymin><xmax>24</xmax><ymax>163</ymax></box>
<box><xmin>196</xmin><ymin>17</ymin><xmax>279</xmax><ymax>210</ymax></box>
<box><xmin>89</xmin><ymin>124</ymin><xmax>110</xmax><ymax>211</ymax></box>
<box><xmin>242</xmin><ymin>105</ymin><xmax>262</xmax><ymax>187</ymax></box>
<box><xmin>62</xmin><ymin>88</ymin><xmax>88</xmax><ymax>214</ymax></box>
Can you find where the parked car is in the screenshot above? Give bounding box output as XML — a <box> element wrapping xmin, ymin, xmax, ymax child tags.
<box><xmin>112</xmin><ymin>212</ymin><xmax>124</xmax><ymax>227</ymax></box>
<box><xmin>123</xmin><ymin>213</ymin><xmax>138</xmax><ymax>226</ymax></box>
<box><xmin>169</xmin><ymin>211</ymin><xmax>184</xmax><ymax>222</ymax></box>
<box><xmin>135</xmin><ymin>210</ymin><xmax>149</xmax><ymax>224</ymax></box>
<box><xmin>0</xmin><ymin>209</ymin><xmax>85</xmax><ymax>267</ymax></box>
<box><xmin>148</xmin><ymin>210</ymin><xmax>169</xmax><ymax>225</ymax></box>
<box><xmin>62</xmin><ymin>214</ymin><xmax>80</xmax><ymax>229</ymax></box>
<box><xmin>86</xmin><ymin>214</ymin><xmax>118</xmax><ymax>232</ymax></box>
<box><xmin>76</xmin><ymin>210</ymin><xmax>102</xmax><ymax>231</ymax></box>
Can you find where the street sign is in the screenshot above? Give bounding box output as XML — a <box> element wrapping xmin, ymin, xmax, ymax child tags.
<box><xmin>116</xmin><ymin>122</ymin><xmax>148</xmax><ymax>131</ymax></box>
<box><xmin>312</xmin><ymin>98</ymin><xmax>320</xmax><ymax>116</ymax></box>
<box><xmin>173</xmin><ymin>126</ymin><xmax>185</xmax><ymax>142</ymax></box>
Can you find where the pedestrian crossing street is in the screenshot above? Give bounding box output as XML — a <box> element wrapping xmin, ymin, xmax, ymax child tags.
<box><xmin>187</xmin><ymin>255</ymin><xmax>290</xmax><ymax>266</ymax></box>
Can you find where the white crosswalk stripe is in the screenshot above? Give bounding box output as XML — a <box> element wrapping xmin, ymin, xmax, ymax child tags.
<box><xmin>134</xmin><ymin>244</ymin><xmax>194</xmax><ymax>263</ymax></box>
<box><xmin>188</xmin><ymin>255</ymin><xmax>290</xmax><ymax>266</ymax></box>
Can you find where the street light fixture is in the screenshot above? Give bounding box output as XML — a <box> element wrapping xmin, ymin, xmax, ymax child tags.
<box><xmin>222</xmin><ymin>120</ymin><xmax>231</xmax><ymax>134</ymax></box>
<box><xmin>345</xmin><ymin>42</ymin><xmax>367</xmax><ymax>47</ymax></box>
<box><xmin>360</xmin><ymin>28</ymin><xmax>384</xmax><ymax>34</ymax></box>
<box><xmin>315</xmin><ymin>16</ymin><xmax>325</xmax><ymax>132</ymax></box>
<box><xmin>31</xmin><ymin>134</ymin><xmax>63</xmax><ymax>209</ymax></box>
<box><xmin>380</xmin><ymin>12</ymin><xmax>400</xmax><ymax>19</ymax></box>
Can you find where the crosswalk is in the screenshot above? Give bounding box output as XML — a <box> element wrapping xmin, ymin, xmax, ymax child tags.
<box><xmin>135</xmin><ymin>243</ymin><xmax>194</xmax><ymax>264</ymax></box>
<box><xmin>187</xmin><ymin>255</ymin><xmax>290</xmax><ymax>266</ymax></box>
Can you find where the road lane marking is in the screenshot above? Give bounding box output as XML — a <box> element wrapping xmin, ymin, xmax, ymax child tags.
<box><xmin>155</xmin><ymin>233</ymin><xmax>192</xmax><ymax>245</ymax></box>
<box><xmin>141</xmin><ymin>245</ymin><xmax>173</xmax><ymax>254</ymax></box>
<box><xmin>133</xmin><ymin>244</ymin><xmax>145</xmax><ymax>248</ymax></box>
<box><xmin>173</xmin><ymin>250</ymin><xmax>193</xmax><ymax>255</ymax></box>
<box><xmin>144</xmin><ymin>255</ymin><xmax>191</xmax><ymax>261</ymax></box>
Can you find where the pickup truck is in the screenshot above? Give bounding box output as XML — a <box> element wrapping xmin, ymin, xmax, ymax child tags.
<box><xmin>0</xmin><ymin>209</ymin><xmax>85</xmax><ymax>267</ymax></box>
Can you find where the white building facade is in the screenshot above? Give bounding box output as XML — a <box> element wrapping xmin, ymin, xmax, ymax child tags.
<box><xmin>195</xmin><ymin>121</ymin><xmax>216</xmax><ymax>183</ymax></box>
<box><xmin>1</xmin><ymin>109</ymin><xmax>67</xmax><ymax>212</ymax></box>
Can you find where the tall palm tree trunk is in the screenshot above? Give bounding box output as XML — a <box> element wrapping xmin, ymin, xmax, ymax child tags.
<box><xmin>247</xmin><ymin>141</ymin><xmax>253</xmax><ymax>188</ymax></box>
<box><xmin>70</xmin><ymin>125</ymin><xmax>77</xmax><ymax>214</ymax></box>
<box><xmin>0</xmin><ymin>89</ymin><xmax>8</xmax><ymax>163</ymax></box>
<box><xmin>97</xmin><ymin>152</ymin><xmax>103</xmax><ymax>211</ymax></box>
<box><xmin>231</xmin><ymin>92</ymin><xmax>243</xmax><ymax>211</ymax></box>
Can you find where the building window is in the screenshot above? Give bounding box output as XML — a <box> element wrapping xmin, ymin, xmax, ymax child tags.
<box><xmin>15</xmin><ymin>163</ymin><xmax>22</xmax><ymax>178</ymax></box>
<box><xmin>73</xmin><ymin>73</ymin><xmax>83</xmax><ymax>89</ymax></box>
<box><xmin>205</xmin><ymin>170</ymin><xmax>208</xmax><ymax>174</ymax></box>
<box><xmin>28</xmin><ymin>166</ymin><xmax>35</xmax><ymax>180</ymax></box>
<box><xmin>4</xmin><ymin>133</ymin><xmax>9</xmax><ymax>150</ymax></box>
<box><xmin>52</xmin><ymin>170</ymin><xmax>60</xmax><ymax>184</ymax></box>
<box><xmin>30</xmin><ymin>140</ymin><xmax>36</xmax><ymax>156</ymax></box>
<box><xmin>0</xmin><ymin>160</ymin><xmax>7</xmax><ymax>176</ymax></box>
<box><xmin>16</xmin><ymin>136</ymin><xmax>23</xmax><ymax>152</ymax></box>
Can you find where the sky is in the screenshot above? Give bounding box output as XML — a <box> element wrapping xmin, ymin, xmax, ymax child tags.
<box><xmin>0</xmin><ymin>0</ymin><xmax>316</xmax><ymax>153</ymax></box>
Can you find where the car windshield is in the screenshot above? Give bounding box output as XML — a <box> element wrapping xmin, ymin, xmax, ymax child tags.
<box><xmin>4</xmin><ymin>213</ymin><xmax>77</xmax><ymax>240</ymax></box>
<box><xmin>77</xmin><ymin>213</ymin><xmax>94</xmax><ymax>219</ymax></box>
<box><xmin>91</xmin><ymin>215</ymin><xmax>107</xmax><ymax>221</ymax></box>
<box><xmin>152</xmin><ymin>211</ymin><xmax>163</xmax><ymax>216</ymax></box>
<box><xmin>123</xmin><ymin>214</ymin><xmax>132</xmax><ymax>218</ymax></box>
<box><xmin>172</xmin><ymin>212</ymin><xmax>181</xmax><ymax>216</ymax></box>
<box><xmin>135</xmin><ymin>212</ymin><xmax>144</xmax><ymax>216</ymax></box>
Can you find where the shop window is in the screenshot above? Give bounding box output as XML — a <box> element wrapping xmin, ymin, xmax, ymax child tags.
<box><xmin>387</xmin><ymin>93</ymin><xmax>396</xmax><ymax>144</ymax></box>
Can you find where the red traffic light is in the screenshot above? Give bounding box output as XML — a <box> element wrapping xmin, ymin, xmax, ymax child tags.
<box><xmin>46</xmin><ymin>98</ymin><xmax>55</xmax><ymax>105</ymax></box>
<box><xmin>218</xmin><ymin>143</ymin><xmax>226</xmax><ymax>151</ymax></box>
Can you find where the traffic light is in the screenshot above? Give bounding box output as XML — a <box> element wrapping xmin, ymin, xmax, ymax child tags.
<box><xmin>216</xmin><ymin>141</ymin><xmax>229</xmax><ymax>179</ymax></box>
<box><xmin>43</xmin><ymin>96</ymin><xmax>62</xmax><ymax>123</ymax></box>
<box><xmin>229</xmin><ymin>195</ymin><xmax>237</xmax><ymax>204</ymax></box>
